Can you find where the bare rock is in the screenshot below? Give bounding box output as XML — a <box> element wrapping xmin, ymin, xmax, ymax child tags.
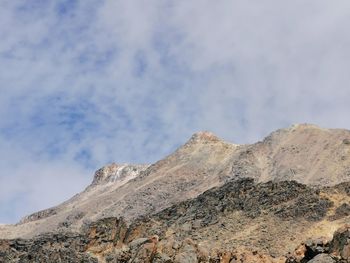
<box><xmin>329</xmin><ymin>225</ymin><xmax>350</xmax><ymax>260</ymax></box>
<box><xmin>307</xmin><ymin>254</ymin><xmax>335</xmax><ymax>263</ymax></box>
<box><xmin>174</xmin><ymin>239</ymin><xmax>198</xmax><ymax>263</ymax></box>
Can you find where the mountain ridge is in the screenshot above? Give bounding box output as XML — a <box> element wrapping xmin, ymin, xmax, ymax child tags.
<box><xmin>2</xmin><ymin>123</ymin><xmax>350</xmax><ymax>240</ymax></box>
<box><xmin>1</xmin><ymin>123</ymin><xmax>350</xmax><ymax>262</ymax></box>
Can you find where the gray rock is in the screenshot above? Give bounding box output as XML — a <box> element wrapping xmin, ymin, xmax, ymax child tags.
<box><xmin>174</xmin><ymin>252</ymin><xmax>197</xmax><ymax>263</ymax></box>
<box><xmin>153</xmin><ymin>253</ymin><xmax>173</xmax><ymax>263</ymax></box>
<box><xmin>307</xmin><ymin>253</ymin><xmax>335</xmax><ymax>263</ymax></box>
<box><xmin>129</xmin><ymin>237</ymin><xmax>150</xmax><ymax>250</ymax></box>
<box><xmin>174</xmin><ymin>241</ymin><xmax>197</xmax><ymax>263</ymax></box>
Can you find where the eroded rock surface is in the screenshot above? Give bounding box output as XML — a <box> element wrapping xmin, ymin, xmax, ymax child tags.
<box><xmin>1</xmin><ymin>179</ymin><xmax>350</xmax><ymax>262</ymax></box>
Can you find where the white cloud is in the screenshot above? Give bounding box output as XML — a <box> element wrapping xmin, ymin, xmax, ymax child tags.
<box><xmin>1</xmin><ymin>0</ymin><xmax>350</xmax><ymax>222</ymax></box>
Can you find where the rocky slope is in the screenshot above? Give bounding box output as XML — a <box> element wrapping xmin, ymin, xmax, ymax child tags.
<box><xmin>1</xmin><ymin>124</ymin><xmax>350</xmax><ymax>262</ymax></box>
<box><xmin>1</xmin><ymin>178</ymin><xmax>350</xmax><ymax>262</ymax></box>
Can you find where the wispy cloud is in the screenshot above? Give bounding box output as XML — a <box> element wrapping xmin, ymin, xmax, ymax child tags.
<box><xmin>1</xmin><ymin>0</ymin><xmax>350</xmax><ymax>223</ymax></box>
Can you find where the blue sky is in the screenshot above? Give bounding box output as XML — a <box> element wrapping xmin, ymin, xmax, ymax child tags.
<box><xmin>1</xmin><ymin>0</ymin><xmax>350</xmax><ymax>223</ymax></box>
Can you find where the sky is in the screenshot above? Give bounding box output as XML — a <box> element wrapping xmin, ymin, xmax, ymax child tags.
<box><xmin>1</xmin><ymin>0</ymin><xmax>350</xmax><ymax>223</ymax></box>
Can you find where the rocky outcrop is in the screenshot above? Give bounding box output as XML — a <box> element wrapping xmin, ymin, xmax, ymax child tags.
<box><xmin>19</xmin><ymin>208</ymin><xmax>57</xmax><ymax>224</ymax></box>
<box><xmin>1</xmin><ymin>179</ymin><xmax>350</xmax><ymax>262</ymax></box>
<box><xmin>2</xmin><ymin>219</ymin><xmax>349</xmax><ymax>262</ymax></box>
<box><xmin>91</xmin><ymin>163</ymin><xmax>149</xmax><ymax>186</ymax></box>
<box><xmin>329</xmin><ymin>225</ymin><xmax>350</xmax><ymax>261</ymax></box>
<box><xmin>286</xmin><ymin>225</ymin><xmax>350</xmax><ymax>262</ymax></box>
<box><xmin>0</xmin><ymin>233</ymin><xmax>97</xmax><ymax>262</ymax></box>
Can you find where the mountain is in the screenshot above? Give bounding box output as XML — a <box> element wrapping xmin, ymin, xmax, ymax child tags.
<box><xmin>1</xmin><ymin>124</ymin><xmax>350</xmax><ymax>262</ymax></box>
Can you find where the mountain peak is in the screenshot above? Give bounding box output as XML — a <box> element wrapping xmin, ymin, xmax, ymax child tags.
<box><xmin>289</xmin><ymin>123</ymin><xmax>326</xmax><ymax>131</ymax></box>
<box><xmin>187</xmin><ymin>131</ymin><xmax>222</xmax><ymax>144</ymax></box>
<box><xmin>263</xmin><ymin>123</ymin><xmax>331</xmax><ymax>143</ymax></box>
<box><xmin>91</xmin><ymin>163</ymin><xmax>149</xmax><ymax>186</ymax></box>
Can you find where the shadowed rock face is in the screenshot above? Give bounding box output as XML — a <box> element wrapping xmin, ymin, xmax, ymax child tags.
<box><xmin>1</xmin><ymin>124</ymin><xmax>350</xmax><ymax>262</ymax></box>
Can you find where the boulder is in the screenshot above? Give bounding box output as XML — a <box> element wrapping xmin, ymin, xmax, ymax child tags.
<box><xmin>307</xmin><ymin>253</ymin><xmax>335</xmax><ymax>263</ymax></box>
<box><xmin>329</xmin><ymin>225</ymin><xmax>350</xmax><ymax>260</ymax></box>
